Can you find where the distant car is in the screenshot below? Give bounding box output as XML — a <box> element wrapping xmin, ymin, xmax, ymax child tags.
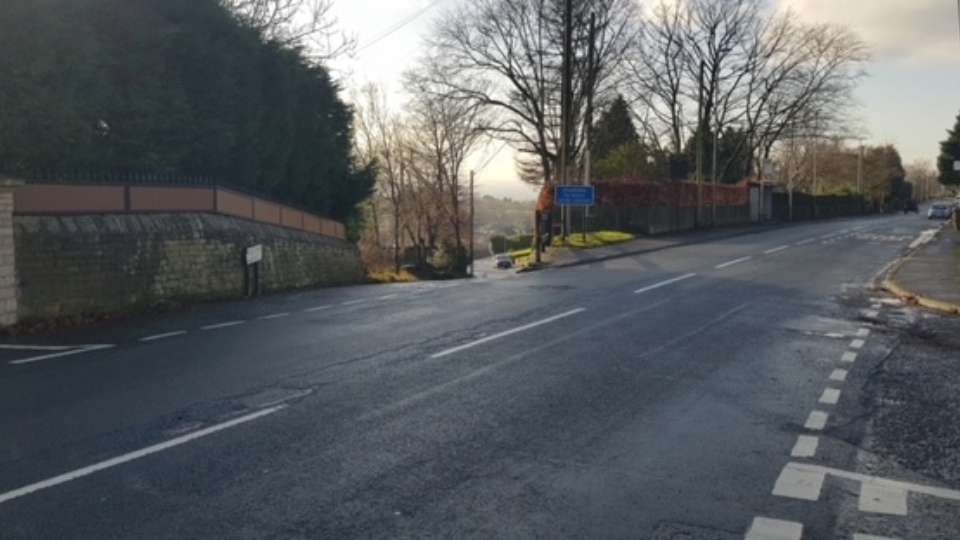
<box><xmin>927</xmin><ymin>203</ymin><xmax>953</xmax><ymax>220</ymax></box>
<box><xmin>493</xmin><ymin>254</ymin><xmax>513</xmax><ymax>269</ymax></box>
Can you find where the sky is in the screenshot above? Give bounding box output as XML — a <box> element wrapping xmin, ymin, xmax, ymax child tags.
<box><xmin>327</xmin><ymin>0</ymin><xmax>960</xmax><ymax>201</ymax></box>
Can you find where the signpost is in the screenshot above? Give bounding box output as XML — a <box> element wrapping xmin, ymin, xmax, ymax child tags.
<box><xmin>555</xmin><ymin>186</ymin><xmax>596</xmax><ymax>206</ymax></box>
<box><xmin>245</xmin><ymin>244</ymin><xmax>263</xmax><ymax>297</ymax></box>
<box><xmin>245</xmin><ymin>244</ymin><xmax>263</xmax><ymax>266</ymax></box>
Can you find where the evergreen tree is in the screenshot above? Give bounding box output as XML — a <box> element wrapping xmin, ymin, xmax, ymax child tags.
<box><xmin>937</xmin><ymin>112</ymin><xmax>960</xmax><ymax>186</ymax></box>
<box><xmin>591</xmin><ymin>95</ymin><xmax>639</xmax><ymax>162</ymax></box>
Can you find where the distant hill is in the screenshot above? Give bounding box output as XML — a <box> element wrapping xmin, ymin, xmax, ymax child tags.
<box><xmin>475</xmin><ymin>195</ymin><xmax>535</xmax><ymax>255</ymax></box>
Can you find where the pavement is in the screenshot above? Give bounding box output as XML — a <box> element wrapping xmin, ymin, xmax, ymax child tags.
<box><xmin>883</xmin><ymin>218</ymin><xmax>960</xmax><ymax>315</ymax></box>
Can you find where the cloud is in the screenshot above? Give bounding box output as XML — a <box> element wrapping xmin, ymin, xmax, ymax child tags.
<box><xmin>776</xmin><ymin>0</ymin><xmax>960</xmax><ymax>66</ymax></box>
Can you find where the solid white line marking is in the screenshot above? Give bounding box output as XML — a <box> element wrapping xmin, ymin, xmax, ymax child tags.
<box><xmin>842</xmin><ymin>352</ymin><xmax>858</xmax><ymax>363</ymax></box>
<box><xmin>258</xmin><ymin>313</ymin><xmax>290</xmax><ymax>320</ymax></box>
<box><xmin>791</xmin><ymin>435</ymin><xmax>819</xmax><ymax>458</ymax></box>
<box><xmin>9</xmin><ymin>345</ymin><xmax>115</xmax><ymax>366</ymax></box>
<box><xmin>0</xmin><ymin>344</ymin><xmax>73</xmax><ymax>351</ymax></box>
<box><xmin>139</xmin><ymin>331</ymin><xmax>187</xmax><ymax>342</ymax></box>
<box><xmin>784</xmin><ymin>461</ymin><xmax>960</xmax><ymax>503</ymax></box>
<box><xmin>305</xmin><ymin>305</ymin><xmax>333</xmax><ymax>313</ymax></box>
<box><xmin>0</xmin><ymin>405</ymin><xmax>285</xmax><ymax>506</ymax></box>
<box><xmin>850</xmin><ymin>339</ymin><xmax>866</xmax><ymax>349</ymax></box>
<box><xmin>764</xmin><ymin>245</ymin><xmax>789</xmax><ymax>254</ymax></box>
<box><xmin>773</xmin><ymin>464</ymin><xmax>826</xmax><ymax>501</ymax></box>
<box><xmin>805</xmin><ymin>410</ymin><xmax>829</xmax><ymax>431</ymax></box>
<box><xmin>341</xmin><ymin>299</ymin><xmax>366</xmax><ymax>306</ymax></box>
<box><xmin>830</xmin><ymin>369</ymin><xmax>849</xmax><ymax>382</ymax></box>
<box><xmin>634</xmin><ymin>273</ymin><xmax>697</xmax><ymax>294</ymax></box>
<box><xmin>856</xmin><ymin>328</ymin><xmax>871</xmax><ymax>337</ymax></box>
<box><xmin>864</xmin><ymin>310</ymin><xmax>879</xmax><ymax>318</ymax></box>
<box><xmin>796</xmin><ymin>238</ymin><xmax>816</xmax><ymax>246</ymax></box>
<box><xmin>745</xmin><ymin>517</ymin><xmax>803</xmax><ymax>540</ymax></box>
<box><xmin>715</xmin><ymin>256</ymin><xmax>752</xmax><ymax>269</ymax></box>
<box><xmin>854</xmin><ymin>534</ymin><xmax>900</xmax><ymax>540</ymax></box>
<box><xmin>820</xmin><ymin>388</ymin><xmax>841</xmax><ymax>405</ymax></box>
<box><xmin>859</xmin><ymin>483</ymin><xmax>908</xmax><ymax>516</ymax></box>
<box><xmin>201</xmin><ymin>321</ymin><xmax>246</xmax><ymax>330</ymax></box>
<box><xmin>430</xmin><ymin>308</ymin><xmax>587</xmax><ymax>359</ymax></box>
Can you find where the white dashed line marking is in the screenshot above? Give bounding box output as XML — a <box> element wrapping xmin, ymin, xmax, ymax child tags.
<box><xmin>859</xmin><ymin>483</ymin><xmax>908</xmax><ymax>516</ymax></box>
<box><xmin>764</xmin><ymin>245</ymin><xmax>789</xmax><ymax>254</ymax></box>
<box><xmin>773</xmin><ymin>464</ymin><xmax>826</xmax><ymax>501</ymax></box>
<box><xmin>0</xmin><ymin>405</ymin><xmax>285</xmax><ymax>506</ymax></box>
<box><xmin>744</xmin><ymin>517</ymin><xmax>803</xmax><ymax>540</ymax></box>
<box><xmin>864</xmin><ymin>310</ymin><xmax>879</xmax><ymax>318</ymax></box>
<box><xmin>842</xmin><ymin>352</ymin><xmax>858</xmax><ymax>363</ymax></box>
<box><xmin>850</xmin><ymin>339</ymin><xmax>865</xmax><ymax>349</ymax></box>
<box><xmin>258</xmin><ymin>313</ymin><xmax>290</xmax><ymax>320</ymax></box>
<box><xmin>341</xmin><ymin>299</ymin><xmax>367</xmax><ymax>306</ymax></box>
<box><xmin>305</xmin><ymin>305</ymin><xmax>333</xmax><ymax>313</ymax></box>
<box><xmin>790</xmin><ymin>435</ymin><xmax>819</xmax><ymax>458</ymax></box>
<box><xmin>0</xmin><ymin>344</ymin><xmax>73</xmax><ymax>351</ymax></box>
<box><xmin>140</xmin><ymin>331</ymin><xmax>187</xmax><ymax>342</ymax></box>
<box><xmin>430</xmin><ymin>308</ymin><xmax>587</xmax><ymax>359</ymax></box>
<box><xmin>715</xmin><ymin>256</ymin><xmax>752</xmax><ymax>269</ymax></box>
<box><xmin>634</xmin><ymin>273</ymin><xmax>697</xmax><ymax>294</ymax></box>
<box><xmin>854</xmin><ymin>534</ymin><xmax>900</xmax><ymax>540</ymax></box>
<box><xmin>796</xmin><ymin>239</ymin><xmax>816</xmax><ymax>246</ymax></box>
<box><xmin>804</xmin><ymin>411</ymin><xmax>829</xmax><ymax>431</ymax></box>
<box><xmin>830</xmin><ymin>369</ymin><xmax>849</xmax><ymax>382</ymax></box>
<box><xmin>9</xmin><ymin>345</ymin><xmax>116</xmax><ymax>366</ymax></box>
<box><xmin>201</xmin><ymin>321</ymin><xmax>246</xmax><ymax>330</ymax></box>
<box><xmin>856</xmin><ymin>328</ymin><xmax>871</xmax><ymax>337</ymax></box>
<box><xmin>378</xmin><ymin>294</ymin><xmax>400</xmax><ymax>300</ymax></box>
<box><xmin>820</xmin><ymin>388</ymin><xmax>841</xmax><ymax>405</ymax></box>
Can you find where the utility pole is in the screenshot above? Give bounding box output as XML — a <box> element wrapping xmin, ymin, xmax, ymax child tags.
<box><xmin>695</xmin><ymin>60</ymin><xmax>705</xmax><ymax>228</ymax></box>
<box><xmin>582</xmin><ymin>12</ymin><xmax>596</xmax><ymax>244</ymax></box>
<box><xmin>856</xmin><ymin>144</ymin><xmax>864</xmax><ymax>214</ymax></box>
<box><xmin>560</xmin><ymin>0</ymin><xmax>573</xmax><ymax>242</ymax></box>
<box><xmin>469</xmin><ymin>170</ymin><xmax>475</xmax><ymax>276</ymax></box>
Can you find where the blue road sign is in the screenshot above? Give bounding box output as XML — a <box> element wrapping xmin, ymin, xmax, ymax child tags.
<box><xmin>555</xmin><ymin>185</ymin><xmax>596</xmax><ymax>206</ymax></box>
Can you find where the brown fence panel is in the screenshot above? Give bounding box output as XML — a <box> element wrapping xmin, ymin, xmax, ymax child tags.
<box><xmin>281</xmin><ymin>207</ymin><xmax>304</xmax><ymax>229</ymax></box>
<box><xmin>303</xmin><ymin>214</ymin><xmax>322</xmax><ymax>235</ymax></box>
<box><xmin>130</xmin><ymin>187</ymin><xmax>215</xmax><ymax>212</ymax></box>
<box><xmin>15</xmin><ymin>185</ymin><xmax>126</xmax><ymax>214</ymax></box>
<box><xmin>215</xmin><ymin>188</ymin><xmax>254</xmax><ymax>219</ymax></box>
<box><xmin>253</xmin><ymin>199</ymin><xmax>282</xmax><ymax>226</ymax></box>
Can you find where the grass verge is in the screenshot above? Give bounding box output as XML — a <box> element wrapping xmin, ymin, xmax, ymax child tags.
<box><xmin>368</xmin><ymin>270</ymin><xmax>418</xmax><ymax>283</ymax></box>
<box><xmin>552</xmin><ymin>231</ymin><xmax>635</xmax><ymax>249</ymax></box>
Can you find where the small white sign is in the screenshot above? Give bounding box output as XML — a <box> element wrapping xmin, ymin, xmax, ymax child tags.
<box><xmin>246</xmin><ymin>245</ymin><xmax>263</xmax><ymax>265</ymax></box>
<box><xmin>953</xmin><ymin>160</ymin><xmax>960</xmax><ymax>172</ymax></box>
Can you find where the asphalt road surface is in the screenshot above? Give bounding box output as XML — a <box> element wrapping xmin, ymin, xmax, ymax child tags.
<box><xmin>2</xmin><ymin>213</ymin><xmax>957</xmax><ymax>540</ymax></box>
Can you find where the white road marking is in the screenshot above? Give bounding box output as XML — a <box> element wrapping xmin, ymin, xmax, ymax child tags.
<box><xmin>634</xmin><ymin>273</ymin><xmax>697</xmax><ymax>294</ymax></box>
<box><xmin>830</xmin><ymin>369</ymin><xmax>849</xmax><ymax>382</ymax></box>
<box><xmin>850</xmin><ymin>339</ymin><xmax>866</xmax><ymax>349</ymax></box>
<box><xmin>378</xmin><ymin>294</ymin><xmax>399</xmax><ymax>300</ymax></box>
<box><xmin>804</xmin><ymin>410</ymin><xmax>829</xmax><ymax>431</ymax></box>
<box><xmin>9</xmin><ymin>345</ymin><xmax>116</xmax><ymax>366</ymax></box>
<box><xmin>0</xmin><ymin>405</ymin><xmax>285</xmax><ymax>506</ymax></box>
<box><xmin>744</xmin><ymin>517</ymin><xmax>803</xmax><ymax>540</ymax></box>
<box><xmin>859</xmin><ymin>483</ymin><xmax>908</xmax><ymax>516</ymax></box>
<box><xmin>856</xmin><ymin>328</ymin><xmax>871</xmax><ymax>337</ymax></box>
<box><xmin>305</xmin><ymin>305</ymin><xmax>333</xmax><ymax>313</ymax></box>
<box><xmin>258</xmin><ymin>313</ymin><xmax>290</xmax><ymax>320</ymax></box>
<box><xmin>201</xmin><ymin>321</ymin><xmax>246</xmax><ymax>330</ymax></box>
<box><xmin>790</xmin><ymin>435</ymin><xmax>819</xmax><ymax>458</ymax></box>
<box><xmin>864</xmin><ymin>309</ymin><xmax>879</xmax><ymax>318</ymax></box>
<box><xmin>842</xmin><ymin>352</ymin><xmax>858</xmax><ymax>363</ymax></box>
<box><xmin>779</xmin><ymin>461</ymin><xmax>960</xmax><ymax>505</ymax></box>
<box><xmin>341</xmin><ymin>299</ymin><xmax>367</xmax><ymax>306</ymax></box>
<box><xmin>0</xmin><ymin>344</ymin><xmax>73</xmax><ymax>351</ymax></box>
<box><xmin>908</xmin><ymin>229</ymin><xmax>938</xmax><ymax>249</ymax></box>
<box><xmin>715</xmin><ymin>256</ymin><xmax>752</xmax><ymax>269</ymax></box>
<box><xmin>139</xmin><ymin>331</ymin><xmax>187</xmax><ymax>342</ymax></box>
<box><xmin>854</xmin><ymin>534</ymin><xmax>900</xmax><ymax>540</ymax></box>
<box><xmin>430</xmin><ymin>308</ymin><xmax>587</xmax><ymax>359</ymax></box>
<box><xmin>773</xmin><ymin>464</ymin><xmax>826</xmax><ymax>501</ymax></box>
<box><xmin>872</xmin><ymin>303</ymin><xmax>883</xmax><ymax>309</ymax></box>
<box><xmin>820</xmin><ymin>388</ymin><xmax>841</xmax><ymax>405</ymax></box>
<box><xmin>764</xmin><ymin>245</ymin><xmax>789</xmax><ymax>254</ymax></box>
<box><xmin>796</xmin><ymin>238</ymin><xmax>816</xmax><ymax>246</ymax></box>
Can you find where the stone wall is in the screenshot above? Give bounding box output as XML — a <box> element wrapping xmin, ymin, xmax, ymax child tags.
<box><xmin>0</xmin><ymin>181</ymin><xmax>18</xmax><ymax>326</ymax></box>
<box><xmin>15</xmin><ymin>213</ymin><xmax>365</xmax><ymax>323</ymax></box>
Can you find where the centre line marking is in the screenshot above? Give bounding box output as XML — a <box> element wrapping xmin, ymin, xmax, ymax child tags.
<box><xmin>850</xmin><ymin>339</ymin><xmax>866</xmax><ymax>349</ymax></box>
<box><xmin>305</xmin><ymin>305</ymin><xmax>333</xmax><ymax>313</ymax></box>
<box><xmin>9</xmin><ymin>345</ymin><xmax>116</xmax><ymax>366</ymax></box>
<box><xmin>0</xmin><ymin>405</ymin><xmax>285</xmax><ymax>506</ymax></box>
<box><xmin>201</xmin><ymin>321</ymin><xmax>245</xmax><ymax>331</ymax></box>
<box><xmin>140</xmin><ymin>331</ymin><xmax>187</xmax><ymax>342</ymax></box>
<box><xmin>796</xmin><ymin>238</ymin><xmax>816</xmax><ymax>246</ymax></box>
<box><xmin>341</xmin><ymin>299</ymin><xmax>367</xmax><ymax>306</ymax></box>
<box><xmin>820</xmin><ymin>388</ymin><xmax>841</xmax><ymax>405</ymax></box>
<box><xmin>378</xmin><ymin>294</ymin><xmax>399</xmax><ymax>300</ymax></box>
<box><xmin>791</xmin><ymin>435</ymin><xmax>819</xmax><ymax>458</ymax></box>
<box><xmin>805</xmin><ymin>410</ymin><xmax>829</xmax><ymax>431</ymax></box>
<box><xmin>258</xmin><ymin>313</ymin><xmax>290</xmax><ymax>320</ymax></box>
<box><xmin>764</xmin><ymin>245</ymin><xmax>789</xmax><ymax>254</ymax></box>
<box><xmin>830</xmin><ymin>369</ymin><xmax>849</xmax><ymax>382</ymax></box>
<box><xmin>715</xmin><ymin>256</ymin><xmax>752</xmax><ymax>269</ymax></box>
<box><xmin>745</xmin><ymin>517</ymin><xmax>803</xmax><ymax>540</ymax></box>
<box><xmin>430</xmin><ymin>308</ymin><xmax>587</xmax><ymax>359</ymax></box>
<box><xmin>0</xmin><ymin>344</ymin><xmax>73</xmax><ymax>351</ymax></box>
<box><xmin>634</xmin><ymin>273</ymin><xmax>697</xmax><ymax>294</ymax></box>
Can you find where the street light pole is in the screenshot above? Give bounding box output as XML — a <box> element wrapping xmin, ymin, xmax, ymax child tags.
<box><xmin>695</xmin><ymin>60</ymin><xmax>705</xmax><ymax>227</ymax></box>
<box><xmin>559</xmin><ymin>0</ymin><xmax>573</xmax><ymax>242</ymax></box>
<box><xmin>856</xmin><ymin>144</ymin><xmax>863</xmax><ymax>214</ymax></box>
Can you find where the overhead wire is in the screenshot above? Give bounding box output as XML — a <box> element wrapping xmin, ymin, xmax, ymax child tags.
<box><xmin>355</xmin><ymin>0</ymin><xmax>445</xmax><ymax>54</ymax></box>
